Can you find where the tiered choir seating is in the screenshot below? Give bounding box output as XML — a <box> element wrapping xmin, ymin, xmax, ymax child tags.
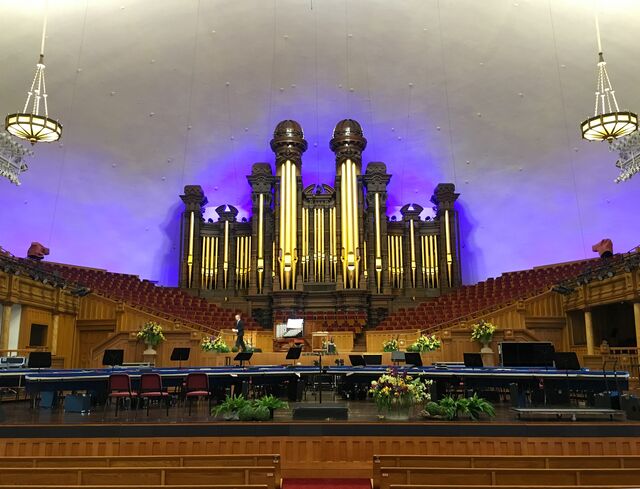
<box><xmin>273</xmin><ymin>310</ymin><xmax>367</xmax><ymax>332</ymax></box>
<box><xmin>373</xmin><ymin>454</ymin><xmax>640</xmax><ymax>489</ymax></box>
<box><xmin>37</xmin><ymin>263</ymin><xmax>260</xmax><ymax>333</ymax></box>
<box><xmin>377</xmin><ymin>260</ymin><xmax>592</xmax><ymax>331</ymax></box>
<box><xmin>0</xmin><ymin>453</ymin><xmax>280</xmax><ymax>488</ymax></box>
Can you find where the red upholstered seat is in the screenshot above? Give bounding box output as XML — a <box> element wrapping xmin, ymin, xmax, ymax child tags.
<box><xmin>105</xmin><ymin>373</ymin><xmax>137</xmax><ymax>418</ymax></box>
<box><xmin>184</xmin><ymin>372</ymin><xmax>210</xmax><ymax>416</ymax></box>
<box><xmin>139</xmin><ymin>373</ymin><xmax>170</xmax><ymax>416</ymax></box>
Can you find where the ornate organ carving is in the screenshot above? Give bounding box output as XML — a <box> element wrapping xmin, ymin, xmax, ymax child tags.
<box><xmin>178</xmin><ymin>120</ymin><xmax>462</xmax><ymax>323</ymax></box>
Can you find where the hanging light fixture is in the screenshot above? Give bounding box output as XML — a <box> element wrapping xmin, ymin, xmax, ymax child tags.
<box><xmin>580</xmin><ymin>15</ymin><xmax>637</xmax><ymax>142</ymax></box>
<box><xmin>5</xmin><ymin>2</ymin><xmax>63</xmax><ymax>145</ymax></box>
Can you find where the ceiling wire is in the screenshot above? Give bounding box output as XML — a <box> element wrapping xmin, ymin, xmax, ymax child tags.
<box><xmin>313</xmin><ymin>0</ymin><xmax>320</xmax><ymax>185</ymax></box>
<box><xmin>547</xmin><ymin>0</ymin><xmax>587</xmax><ymax>258</ymax></box>
<box><xmin>345</xmin><ymin>0</ymin><xmax>350</xmax><ymax>114</ymax></box>
<box><xmin>435</xmin><ymin>0</ymin><xmax>458</xmax><ymax>185</ymax></box>
<box><xmin>48</xmin><ymin>0</ymin><xmax>89</xmax><ymax>248</ymax></box>
<box><xmin>267</xmin><ymin>0</ymin><xmax>277</xmax><ymax>142</ymax></box>
<box><xmin>399</xmin><ymin>83</ymin><xmax>413</xmax><ymax>206</ymax></box>
<box><xmin>179</xmin><ymin>0</ymin><xmax>202</xmax><ymax>187</ymax></box>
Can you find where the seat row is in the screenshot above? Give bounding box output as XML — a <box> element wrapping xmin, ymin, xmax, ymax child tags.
<box><xmin>106</xmin><ymin>372</ymin><xmax>210</xmax><ymax>417</ymax></box>
<box><xmin>377</xmin><ymin>259</ymin><xmax>593</xmax><ymax>331</ymax></box>
<box><xmin>373</xmin><ymin>454</ymin><xmax>640</xmax><ymax>489</ymax></box>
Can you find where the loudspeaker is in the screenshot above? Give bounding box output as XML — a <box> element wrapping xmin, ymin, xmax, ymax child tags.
<box><xmin>292</xmin><ymin>404</ymin><xmax>348</xmax><ymax>420</ymax></box>
<box><xmin>39</xmin><ymin>391</ymin><xmax>56</xmax><ymax>409</ymax></box>
<box><xmin>621</xmin><ymin>394</ymin><xmax>640</xmax><ymax>420</ymax></box>
<box><xmin>64</xmin><ymin>394</ymin><xmax>91</xmax><ymax>413</ymax></box>
<box><xmin>28</xmin><ymin>351</ymin><xmax>52</xmax><ymax>369</ymax></box>
<box><xmin>594</xmin><ymin>391</ymin><xmax>621</xmax><ymax>410</ymax></box>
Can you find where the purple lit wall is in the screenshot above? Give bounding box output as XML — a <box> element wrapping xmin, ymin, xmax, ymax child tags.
<box><xmin>1</xmin><ymin>1</ymin><xmax>639</xmax><ymax>287</ymax></box>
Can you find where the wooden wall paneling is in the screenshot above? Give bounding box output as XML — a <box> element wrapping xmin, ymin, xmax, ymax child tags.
<box><xmin>19</xmin><ymin>306</ymin><xmax>52</xmax><ymax>349</ymax></box>
<box><xmin>78</xmin><ymin>295</ymin><xmax>117</xmax><ymax>321</ymax></box>
<box><xmin>2</xmin><ymin>436</ymin><xmax>640</xmax><ymax>478</ymax></box>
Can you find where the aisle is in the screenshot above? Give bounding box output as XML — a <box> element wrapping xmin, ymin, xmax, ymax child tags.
<box><xmin>282</xmin><ymin>479</ymin><xmax>371</xmax><ymax>489</ymax></box>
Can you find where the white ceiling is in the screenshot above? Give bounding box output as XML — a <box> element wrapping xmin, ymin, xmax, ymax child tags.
<box><xmin>0</xmin><ymin>0</ymin><xmax>639</xmax><ymax>286</ymax></box>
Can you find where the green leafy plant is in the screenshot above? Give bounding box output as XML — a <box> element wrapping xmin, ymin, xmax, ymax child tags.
<box><xmin>382</xmin><ymin>337</ymin><xmax>400</xmax><ymax>352</ymax></box>
<box><xmin>422</xmin><ymin>394</ymin><xmax>495</xmax><ymax>421</ymax></box>
<box><xmin>465</xmin><ymin>393</ymin><xmax>496</xmax><ymax>420</ymax></box>
<box><xmin>238</xmin><ymin>404</ymin><xmax>272</xmax><ymax>422</ymax></box>
<box><xmin>213</xmin><ymin>394</ymin><xmax>250</xmax><ymax>419</ymax></box>
<box><xmin>136</xmin><ymin>321</ymin><xmax>166</xmax><ymax>346</ymax></box>
<box><xmin>470</xmin><ymin>319</ymin><xmax>496</xmax><ymax>344</ymax></box>
<box><xmin>406</xmin><ymin>334</ymin><xmax>441</xmax><ymax>352</ymax></box>
<box><xmin>253</xmin><ymin>394</ymin><xmax>288</xmax><ymax>411</ymax></box>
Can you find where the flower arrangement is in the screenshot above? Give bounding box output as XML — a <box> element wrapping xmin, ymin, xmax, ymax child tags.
<box><xmin>406</xmin><ymin>334</ymin><xmax>441</xmax><ymax>353</ymax></box>
<box><xmin>369</xmin><ymin>369</ymin><xmax>431</xmax><ymax>416</ymax></box>
<box><xmin>470</xmin><ymin>319</ymin><xmax>496</xmax><ymax>344</ymax></box>
<box><xmin>382</xmin><ymin>337</ymin><xmax>400</xmax><ymax>352</ymax></box>
<box><xmin>201</xmin><ymin>335</ymin><xmax>230</xmax><ymax>353</ymax></box>
<box><xmin>136</xmin><ymin>321</ymin><xmax>166</xmax><ymax>346</ymax></box>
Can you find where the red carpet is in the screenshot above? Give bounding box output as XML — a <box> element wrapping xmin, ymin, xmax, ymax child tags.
<box><xmin>283</xmin><ymin>479</ymin><xmax>371</xmax><ymax>489</ymax></box>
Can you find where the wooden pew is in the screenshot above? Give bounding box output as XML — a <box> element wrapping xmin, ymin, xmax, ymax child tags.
<box><xmin>378</xmin><ymin>467</ymin><xmax>640</xmax><ymax>489</ymax></box>
<box><xmin>388</xmin><ymin>486</ymin><xmax>640</xmax><ymax>489</ymax></box>
<box><xmin>0</xmin><ymin>486</ymin><xmax>268</xmax><ymax>489</ymax></box>
<box><xmin>373</xmin><ymin>455</ymin><xmax>640</xmax><ymax>489</ymax></box>
<box><xmin>0</xmin><ymin>455</ymin><xmax>280</xmax><ymax>488</ymax></box>
<box><xmin>0</xmin><ymin>466</ymin><xmax>277</xmax><ymax>488</ymax></box>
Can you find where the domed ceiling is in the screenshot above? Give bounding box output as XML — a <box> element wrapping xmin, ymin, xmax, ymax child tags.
<box><xmin>1</xmin><ymin>0</ymin><xmax>638</xmax><ymax>285</ymax></box>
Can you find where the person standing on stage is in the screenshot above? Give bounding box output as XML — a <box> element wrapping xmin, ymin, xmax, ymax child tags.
<box><xmin>232</xmin><ymin>313</ymin><xmax>246</xmax><ymax>351</ymax></box>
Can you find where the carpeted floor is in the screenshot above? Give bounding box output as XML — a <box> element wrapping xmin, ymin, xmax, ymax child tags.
<box><xmin>282</xmin><ymin>479</ymin><xmax>371</xmax><ymax>489</ymax></box>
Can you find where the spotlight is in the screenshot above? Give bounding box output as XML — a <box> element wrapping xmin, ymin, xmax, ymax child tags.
<box><xmin>70</xmin><ymin>286</ymin><xmax>91</xmax><ymax>297</ymax></box>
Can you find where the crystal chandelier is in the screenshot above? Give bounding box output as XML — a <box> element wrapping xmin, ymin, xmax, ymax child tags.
<box><xmin>609</xmin><ymin>131</ymin><xmax>640</xmax><ymax>183</ymax></box>
<box><xmin>0</xmin><ymin>132</ymin><xmax>32</xmax><ymax>185</ymax></box>
<box><xmin>5</xmin><ymin>4</ymin><xmax>62</xmax><ymax>145</ymax></box>
<box><xmin>580</xmin><ymin>16</ymin><xmax>637</xmax><ymax>142</ymax></box>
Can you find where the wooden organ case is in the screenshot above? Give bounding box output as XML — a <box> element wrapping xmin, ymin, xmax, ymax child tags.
<box><xmin>178</xmin><ymin>119</ymin><xmax>462</xmax><ymax>329</ymax></box>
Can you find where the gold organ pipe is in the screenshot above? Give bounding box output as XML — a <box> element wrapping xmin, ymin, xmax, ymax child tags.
<box><xmin>235</xmin><ymin>236</ymin><xmax>241</xmax><ymax>289</ymax></box>
<box><xmin>223</xmin><ymin>220</ymin><xmax>229</xmax><ymax>288</ymax></box>
<box><xmin>410</xmin><ymin>219</ymin><xmax>416</xmax><ymax>288</ymax></box>
<box><xmin>388</xmin><ymin>235</ymin><xmax>394</xmax><ymax>287</ymax></box>
<box><xmin>187</xmin><ymin>212</ymin><xmax>194</xmax><ymax>287</ymax></box>
<box><xmin>445</xmin><ymin>209</ymin><xmax>452</xmax><ymax>287</ymax></box>
<box><xmin>421</xmin><ymin>235</ymin><xmax>427</xmax><ymax>288</ymax></box>
<box><xmin>333</xmin><ymin>207</ymin><xmax>338</xmax><ymax>280</ymax></box>
<box><xmin>279</xmin><ymin>161</ymin><xmax>286</xmax><ymax>287</ymax></box>
<box><xmin>301</xmin><ymin>207</ymin><xmax>306</xmax><ymax>280</ymax></box>
<box><xmin>363</xmin><ymin>240</ymin><xmax>367</xmax><ymax>279</ymax></box>
<box><xmin>200</xmin><ymin>236</ymin><xmax>207</xmax><ymax>288</ymax></box>
<box><xmin>432</xmin><ymin>235</ymin><xmax>439</xmax><ymax>288</ymax></box>
<box><xmin>350</xmin><ymin>160</ymin><xmax>359</xmax><ymax>288</ymax></box>
<box><xmin>398</xmin><ymin>235</ymin><xmax>404</xmax><ymax>287</ymax></box>
<box><xmin>375</xmin><ymin>193</ymin><xmax>382</xmax><ymax>293</ymax></box>
<box><xmin>213</xmin><ymin>236</ymin><xmax>219</xmax><ymax>288</ymax></box>
<box><xmin>291</xmin><ymin>161</ymin><xmax>297</xmax><ymax>288</ymax></box>
<box><xmin>341</xmin><ymin>163</ymin><xmax>347</xmax><ymax>284</ymax></box>
<box><xmin>257</xmin><ymin>194</ymin><xmax>264</xmax><ymax>293</ymax></box>
<box><xmin>312</xmin><ymin>208</ymin><xmax>316</xmax><ymax>279</ymax></box>
<box><xmin>320</xmin><ymin>208</ymin><xmax>325</xmax><ymax>282</ymax></box>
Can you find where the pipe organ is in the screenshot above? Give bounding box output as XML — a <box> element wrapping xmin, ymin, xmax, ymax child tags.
<box><xmin>179</xmin><ymin>119</ymin><xmax>462</xmax><ymax>326</ymax></box>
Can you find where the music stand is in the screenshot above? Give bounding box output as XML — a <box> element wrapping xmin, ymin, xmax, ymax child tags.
<box><xmin>463</xmin><ymin>352</ymin><xmax>483</xmax><ymax>369</ymax></box>
<box><xmin>363</xmin><ymin>354</ymin><xmax>382</xmax><ymax>366</ymax></box>
<box><xmin>404</xmin><ymin>352</ymin><xmax>423</xmax><ymax>367</ymax></box>
<box><xmin>554</xmin><ymin>352</ymin><xmax>580</xmax><ymax>370</ymax></box>
<box><xmin>27</xmin><ymin>351</ymin><xmax>52</xmax><ymax>369</ymax></box>
<box><xmin>170</xmin><ymin>347</ymin><xmax>191</xmax><ymax>368</ymax></box>
<box><xmin>234</xmin><ymin>351</ymin><xmax>253</xmax><ymax>367</ymax></box>
<box><xmin>391</xmin><ymin>351</ymin><xmax>405</xmax><ymax>365</ymax></box>
<box><xmin>102</xmin><ymin>349</ymin><xmax>124</xmax><ymax>368</ymax></box>
<box><xmin>285</xmin><ymin>346</ymin><xmax>302</xmax><ymax>366</ymax></box>
<box><xmin>349</xmin><ymin>354</ymin><xmax>366</xmax><ymax>367</ymax></box>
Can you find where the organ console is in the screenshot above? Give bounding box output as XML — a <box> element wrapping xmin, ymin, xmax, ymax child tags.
<box><xmin>179</xmin><ymin>119</ymin><xmax>462</xmax><ymax>327</ymax></box>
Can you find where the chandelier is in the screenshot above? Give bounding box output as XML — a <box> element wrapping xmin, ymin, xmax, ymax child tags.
<box><xmin>5</xmin><ymin>4</ymin><xmax>62</xmax><ymax>145</ymax></box>
<box><xmin>0</xmin><ymin>132</ymin><xmax>32</xmax><ymax>185</ymax></box>
<box><xmin>609</xmin><ymin>131</ymin><xmax>640</xmax><ymax>183</ymax></box>
<box><xmin>580</xmin><ymin>16</ymin><xmax>637</xmax><ymax>142</ymax></box>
